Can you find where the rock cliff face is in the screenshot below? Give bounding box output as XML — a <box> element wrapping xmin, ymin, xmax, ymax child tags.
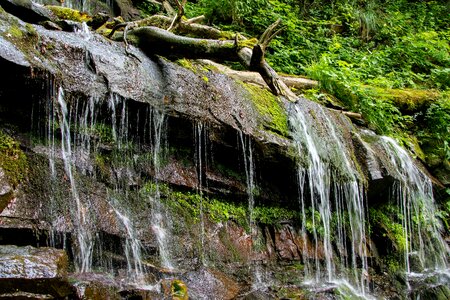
<box><xmin>0</xmin><ymin>1</ymin><xmax>448</xmax><ymax>299</ymax></box>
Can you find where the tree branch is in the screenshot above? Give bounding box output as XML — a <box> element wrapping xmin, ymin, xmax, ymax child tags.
<box><xmin>111</xmin><ymin>18</ymin><xmax>297</xmax><ymax>101</ymax></box>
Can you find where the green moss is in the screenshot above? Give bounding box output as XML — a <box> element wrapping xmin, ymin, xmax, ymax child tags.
<box><xmin>217</xmin><ymin>31</ymin><xmax>235</xmax><ymax>40</ymax></box>
<box><xmin>237</xmin><ymin>38</ymin><xmax>258</xmax><ymax>48</ymax></box>
<box><xmin>140</xmin><ymin>182</ymin><xmax>300</xmax><ymax>231</ymax></box>
<box><xmin>176</xmin><ymin>58</ymin><xmax>196</xmax><ymax>73</ymax></box>
<box><xmin>46</xmin><ymin>6</ymin><xmax>92</xmax><ymax>23</ymax></box>
<box><xmin>1</xmin><ymin>17</ymin><xmax>39</xmax><ymax>60</ymax></box>
<box><xmin>369</xmin><ymin>87</ymin><xmax>440</xmax><ymax>112</ymax></box>
<box><xmin>252</xmin><ymin>205</ymin><xmax>297</xmax><ymax>226</ymax></box>
<box><xmin>370</xmin><ymin>205</ymin><xmax>406</xmax><ymax>252</ymax></box>
<box><xmin>8</xmin><ymin>25</ymin><xmax>23</xmax><ymax>38</ymax></box>
<box><xmin>202</xmin><ymin>75</ymin><xmax>209</xmax><ymax>83</ymax></box>
<box><xmin>171</xmin><ymin>279</ymin><xmax>188</xmax><ymax>300</ymax></box>
<box><xmin>0</xmin><ymin>131</ymin><xmax>28</xmax><ymax>188</ymax></box>
<box><xmin>242</xmin><ymin>82</ymin><xmax>289</xmax><ymax>137</ymax></box>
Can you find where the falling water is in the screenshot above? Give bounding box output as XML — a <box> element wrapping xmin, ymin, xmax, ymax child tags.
<box><xmin>194</xmin><ymin>121</ymin><xmax>208</xmax><ymax>266</ymax></box>
<box><xmin>289</xmin><ymin>103</ymin><xmax>370</xmax><ymax>296</ymax></box>
<box><xmin>110</xmin><ymin>198</ymin><xmax>144</xmax><ymax>281</ymax></box>
<box><xmin>148</xmin><ymin>108</ymin><xmax>173</xmax><ymax>270</ymax></box>
<box><xmin>238</xmin><ymin>131</ymin><xmax>267</xmax><ymax>290</ymax></box>
<box><xmin>238</xmin><ymin>131</ymin><xmax>255</xmax><ymax>228</ymax></box>
<box><xmin>379</xmin><ymin>136</ymin><xmax>449</xmax><ymax>275</ymax></box>
<box><xmin>55</xmin><ymin>87</ymin><xmax>93</xmax><ymax>272</ymax></box>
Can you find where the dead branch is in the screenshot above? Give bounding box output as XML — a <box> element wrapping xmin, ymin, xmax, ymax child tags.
<box><xmin>108</xmin><ymin>15</ymin><xmax>296</xmax><ymax>100</ymax></box>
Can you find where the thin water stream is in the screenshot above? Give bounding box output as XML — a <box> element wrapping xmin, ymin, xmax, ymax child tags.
<box><xmin>238</xmin><ymin>131</ymin><xmax>269</xmax><ymax>291</ymax></box>
<box><xmin>379</xmin><ymin>136</ymin><xmax>449</xmax><ymax>277</ymax></box>
<box><xmin>289</xmin><ymin>103</ymin><xmax>370</xmax><ymax>297</ymax></box>
<box><xmin>46</xmin><ymin>87</ymin><xmax>176</xmax><ymax>278</ymax></box>
<box><xmin>55</xmin><ymin>87</ymin><xmax>93</xmax><ymax>272</ymax></box>
<box><xmin>194</xmin><ymin>121</ymin><xmax>208</xmax><ymax>266</ymax></box>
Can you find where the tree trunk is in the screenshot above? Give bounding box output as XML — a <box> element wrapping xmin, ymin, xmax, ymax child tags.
<box><xmin>125</xmin><ymin>25</ymin><xmax>298</xmax><ymax>101</ymax></box>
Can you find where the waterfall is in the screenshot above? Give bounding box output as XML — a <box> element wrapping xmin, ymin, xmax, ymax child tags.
<box><xmin>238</xmin><ymin>131</ymin><xmax>255</xmax><ymax>229</ymax></box>
<box><xmin>379</xmin><ymin>136</ymin><xmax>449</xmax><ymax>275</ymax></box>
<box><xmin>55</xmin><ymin>87</ymin><xmax>93</xmax><ymax>272</ymax></box>
<box><xmin>148</xmin><ymin>108</ymin><xmax>173</xmax><ymax>270</ymax></box>
<box><xmin>110</xmin><ymin>198</ymin><xmax>144</xmax><ymax>281</ymax></box>
<box><xmin>46</xmin><ymin>89</ymin><xmax>175</xmax><ymax>277</ymax></box>
<box><xmin>194</xmin><ymin>121</ymin><xmax>208</xmax><ymax>266</ymax></box>
<box><xmin>238</xmin><ymin>131</ymin><xmax>270</xmax><ymax>291</ymax></box>
<box><xmin>289</xmin><ymin>102</ymin><xmax>370</xmax><ymax>296</ymax></box>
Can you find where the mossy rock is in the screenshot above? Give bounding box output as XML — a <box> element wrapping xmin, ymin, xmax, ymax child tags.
<box><xmin>369</xmin><ymin>87</ymin><xmax>440</xmax><ymax>112</ymax></box>
<box><xmin>242</xmin><ymin>82</ymin><xmax>289</xmax><ymax>137</ymax></box>
<box><xmin>46</xmin><ymin>6</ymin><xmax>92</xmax><ymax>23</ymax></box>
<box><xmin>0</xmin><ymin>131</ymin><xmax>28</xmax><ymax>188</ymax></box>
<box><xmin>161</xmin><ymin>279</ymin><xmax>188</xmax><ymax>300</ymax></box>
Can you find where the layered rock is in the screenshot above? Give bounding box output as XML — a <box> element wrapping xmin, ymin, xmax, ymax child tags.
<box><xmin>0</xmin><ymin>2</ymin><xmax>448</xmax><ymax>299</ymax></box>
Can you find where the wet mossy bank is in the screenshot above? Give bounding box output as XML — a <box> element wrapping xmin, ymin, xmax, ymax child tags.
<box><xmin>0</xmin><ymin>3</ymin><xmax>449</xmax><ymax>299</ymax></box>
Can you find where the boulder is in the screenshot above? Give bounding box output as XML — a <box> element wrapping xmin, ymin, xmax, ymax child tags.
<box><xmin>0</xmin><ymin>245</ymin><xmax>75</xmax><ymax>298</ymax></box>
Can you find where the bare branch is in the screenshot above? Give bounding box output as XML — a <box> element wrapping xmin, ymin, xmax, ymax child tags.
<box><xmin>167</xmin><ymin>13</ymin><xmax>178</xmax><ymax>31</ymax></box>
<box><xmin>186</xmin><ymin>15</ymin><xmax>205</xmax><ymax>24</ymax></box>
<box><xmin>258</xmin><ymin>19</ymin><xmax>282</xmax><ymax>48</ymax></box>
<box><xmin>167</xmin><ymin>0</ymin><xmax>187</xmax><ymax>31</ymax></box>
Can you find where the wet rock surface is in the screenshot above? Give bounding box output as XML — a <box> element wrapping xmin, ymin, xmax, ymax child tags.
<box><xmin>0</xmin><ymin>245</ymin><xmax>74</xmax><ymax>298</ymax></box>
<box><xmin>0</xmin><ymin>3</ymin><xmax>448</xmax><ymax>299</ymax></box>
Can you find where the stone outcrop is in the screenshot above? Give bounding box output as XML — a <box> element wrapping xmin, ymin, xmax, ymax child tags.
<box><xmin>0</xmin><ymin>245</ymin><xmax>74</xmax><ymax>298</ymax></box>
<box><xmin>0</xmin><ymin>2</ymin><xmax>448</xmax><ymax>299</ymax></box>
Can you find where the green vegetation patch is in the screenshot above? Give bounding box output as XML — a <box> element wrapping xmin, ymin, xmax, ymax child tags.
<box><xmin>369</xmin><ymin>204</ymin><xmax>406</xmax><ymax>252</ymax></box>
<box><xmin>243</xmin><ymin>82</ymin><xmax>289</xmax><ymax>137</ymax></box>
<box><xmin>140</xmin><ymin>182</ymin><xmax>299</xmax><ymax>230</ymax></box>
<box><xmin>417</xmin><ymin>93</ymin><xmax>450</xmax><ymax>167</ymax></box>
<box><xmin>0</xmin><ymin>131</ymin><xmax>28</xmax><ymax>187</ymax></box>
<box><xmin>368</xmin><ymin>87</ymin><xmax>440</xmax><ymax>113</ymax></box>
<box><xmin>252</xmin><ymin>205</ymin><xmax>297</xmax><ymax>225</ymax></box>
<box><xmin>183</xmin><ymin>0</ymin><xmax>449</xmax><ymax>170</ymax></box>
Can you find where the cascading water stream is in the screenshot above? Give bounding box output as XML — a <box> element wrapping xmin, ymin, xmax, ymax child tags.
<box><xmin>109</xmin><ymin>198</ymin><xmax>144</xmax><ymax>281</ymax></box>
<box><xmin>238</xmin><ymin>132</ymin><xmax>255</xmax><ymax>229</ymax></box>
<box><xmin>55</xmin><ymin>87</ymin><xmax>93</xmax><ymax>272</ymax></box>
<box><xmin>322</xmin><ymin>113</ymin><xmax>369</xmax><ymax>293</ymax></box>
<box><xmin>194</xmin><ymin>121</ymin><xmax>208</xmax><ymax>266</ymax></box>
<box><xmin>148</xmin><ymin>108</ymin><xmax>173</xmax><ymax>270</ymax></box>
<box><xmin>238</xmin><ymin>131</ymin><xmax>269</xmax><ymax>290</ymax></box>
<box><xmin>379</xmin><ymin>136</ymin><xmax>449</xmax><ymax>276</ymax></box>
<box><xmin>289</xmin><ymin>103</ymin><xmax>370</xmax><ymax>297</ymax></box>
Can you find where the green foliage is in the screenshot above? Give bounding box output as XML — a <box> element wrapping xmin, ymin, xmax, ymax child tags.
<box><xmin>305</xmin><ymin>55</ymin><xmax>410</xmax><ymax>135</ymax></box>
<box><xmin>135</xmin><ymin>0</ymin><xmax>163</xmax><ymax>16</ymax></box>
<box><xmin>437</xmin><ymin>189</ymin><xmax>450</xmax><ymax>231</ymax></box>
<box><xmin>252</xmin><ymin>205</ymin><xmax>297</xmax><ymax>225</ymax></box>
<box><xmin>303</xmin><ymin>208</ymin><xmax>324</xmax><ymax>237</ymax></box>
<box><xmin>0</xmin><ymin>131</ymin><xmax>27</xmax><ymax>187</ymax></box>
<box><xmin>186</xmin><ymin>0</ymin><xmax>268</xmax><ymax>26</ymax></box>
<box><xmin>418</xmin><ymin>93</ymin><xmax>450</xmax><ymax>164</ymax></box>
<box><xmin>370</xmin><ymin>204</ymin><xmax>406</xmax><ymax>252</ymax></box>
<box><xmin>139</xmin><ymin>182</ymin><xmax>301</xmax><ymax>230</ymax></box>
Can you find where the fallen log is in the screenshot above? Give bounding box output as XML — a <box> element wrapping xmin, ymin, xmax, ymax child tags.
<box><xmin>123</xmin><ymin>21</ymin><xmax>298</xmax><ymax>101</ymax></box>
<box><xmin>197</xmin><ymin>60</ymin><xmax>318</xmax><ymax>91</ymax></box>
